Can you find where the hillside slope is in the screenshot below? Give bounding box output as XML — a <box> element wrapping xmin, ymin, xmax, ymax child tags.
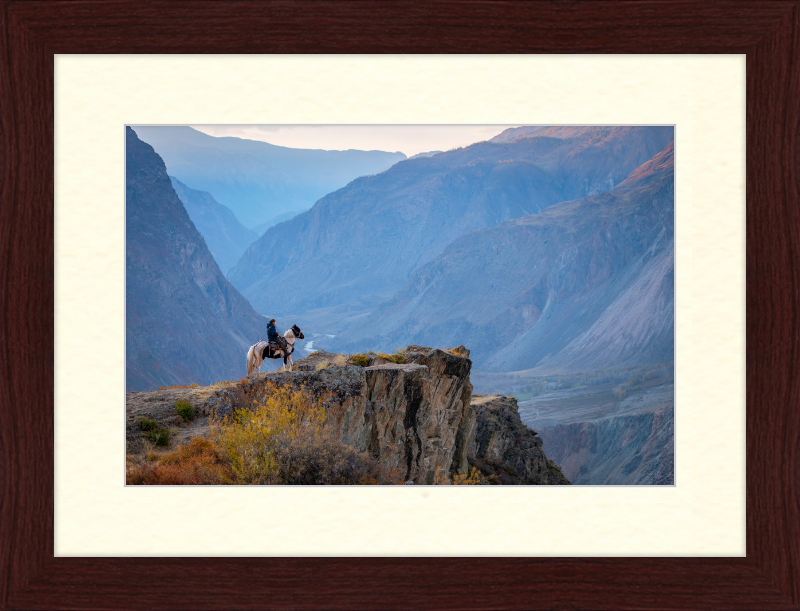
<box><xmin>228</xmin><ymin>126</ymin><xmax>673</xmax><ymax>329</ymax></box>
<box><xmin>170</xmin><ymin>177</ymin><xmax>258</xmax><ymax>274</ymax></box>
<box><xmin>337</xmin><ymin>142</ymin><xmax>675</xmax><ymax>372</ymax></box>
<box><xmin>126</xmin><ymin>127</ymin><xmax>267</xmax><ymax>390</ymax></box>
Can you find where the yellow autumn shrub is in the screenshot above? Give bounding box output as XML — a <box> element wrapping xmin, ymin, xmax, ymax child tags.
<box><xmin>212</xmin><ymin>386</ymin><xmax>325</xmax><ymax>485</ymax></box>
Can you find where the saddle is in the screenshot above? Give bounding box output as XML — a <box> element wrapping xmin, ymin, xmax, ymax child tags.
<box><xmin>262</xmin><ymin>340</ymin><xmax>285</xmax><ymax>358</ymax></box>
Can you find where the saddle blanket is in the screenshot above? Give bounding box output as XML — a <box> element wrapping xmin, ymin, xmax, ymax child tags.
<box><xmin>259</xmin><ymin>340</ymin><xmax>286</xmax><ymax>359</ymax></box>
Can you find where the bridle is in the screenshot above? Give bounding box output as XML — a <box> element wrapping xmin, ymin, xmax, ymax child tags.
<box><xmin>262</xmin><ymin>326</ymin><xmax>303</xmax><ymax>358</ymax></box>
<box><xmin>283</xmin><ymin>326</ymin><xmax>302</xmax><ymax>355</ymax></box>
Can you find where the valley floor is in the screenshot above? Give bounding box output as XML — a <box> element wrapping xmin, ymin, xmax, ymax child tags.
<box><xmin>473</xmin><ymin>367</ymin><xmax>674</xmax><ymax>485</ymax></box>
<box><xmin>523</xmin><ymin>382</ymin><xmax>674</xmax><ymax>485</ymax></box>
<box><xmin>518</xmin><ymin>379</ymin><xmax>674</xmax><ymax>426</ymax></box>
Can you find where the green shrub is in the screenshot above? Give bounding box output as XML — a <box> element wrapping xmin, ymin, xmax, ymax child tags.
<box><xmin>139</xmin><ymin>418</ymin><xmax>158</xmax><ymax>431</ymax></box>
<box><xmin>175</xmin><ymin>399</ymin><xmax>196</xmax><ymax>421</ymax></box>
<box><xmin>148</xmin><ymin>428</ymin><xmax>171</xmax><ymax>447</ymax></box>
<box><xmin>377</xmin><ymin>352</ymin><xmax>405</xmax><ymax>364</ymax></box>
<box><xmin>348</xmin><ymin>353</ymin><xmax>369</xmax><ymax>367</ymax></box>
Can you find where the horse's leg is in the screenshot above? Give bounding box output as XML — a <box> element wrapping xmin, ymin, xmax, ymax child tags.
<box><xmin>287</xmin><ymin>354</ymin><xmax>293</xmax><ymax>372</ymax></box>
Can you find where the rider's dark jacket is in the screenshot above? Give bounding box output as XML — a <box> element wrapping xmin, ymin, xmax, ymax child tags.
<box><xmin>266</xmin><ymin>322</ymin><xmax>280</xmax><ymax>343</ymax></box>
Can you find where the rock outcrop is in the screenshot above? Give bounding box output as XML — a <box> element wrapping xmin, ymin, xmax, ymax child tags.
<box><xmin>126</xmin><ymin>346</ymin><xmax>568</xmax><ymax>484</ymax></box>
<box><xmin>469</xmin><ymin>395</ymin><xmax>570</xmax><ymax>485</ymax></box>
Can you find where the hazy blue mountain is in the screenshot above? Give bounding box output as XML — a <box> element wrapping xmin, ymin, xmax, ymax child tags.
<box><xmin>133</xmin><ymin>126</ymin><xmax>407</xmax><ymax>227</ymax></box>
<box><xmin>337</xmin><ymin>142</ymin><xmax>675</xmax><ymax>372</ymax></box>
<box><xmin>169</xmin><ymin>177</ymin><xmax>258</xmax><ymax>274</ymax></box>
<box><xmin>126</xmin><ymin>127</ymin><xmax>267</xmax><ymax>391</ymax></box>
<box><xmin>228</xmin><ymin>126</ymin><xmax>673</xmax><ymax>333</ymax></box>
<box><xmin>251</xmin><ymin>208</ymin><xmax>309</xmax><ymax>236</ymax></box>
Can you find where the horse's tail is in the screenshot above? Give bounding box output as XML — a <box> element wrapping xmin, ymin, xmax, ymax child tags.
<box><xmin>246</xmin><ymin>345</ymin><xmax>255</xmax><ymax>376</ymax></box>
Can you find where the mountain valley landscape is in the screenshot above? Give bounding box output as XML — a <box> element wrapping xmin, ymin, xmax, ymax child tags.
<box><xmin>134</xmin><ymin>126</ymin><xmax>406</xmax><ymax>227</ymax></box>
<box><xmin>126</xmin><ymin>124</ymin><xmax>675</xmax><ymax>485</ymax></box>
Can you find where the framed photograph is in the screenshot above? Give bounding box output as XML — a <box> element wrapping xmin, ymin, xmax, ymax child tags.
<box><xmin>2</xmin><ymin>2</ymin><xmax>796</xmax><ymax>609</ymax></box>
<box><xmin>123</xmin><ymin>122</ymin><xmax>673</xmax><ymax>489</ymax></box>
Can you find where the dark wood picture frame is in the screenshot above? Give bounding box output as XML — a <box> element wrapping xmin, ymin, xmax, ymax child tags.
<box><xmin>2</xmin><ymin>1</ymin><xmax>798</xmax><ymax>609</ymax></box>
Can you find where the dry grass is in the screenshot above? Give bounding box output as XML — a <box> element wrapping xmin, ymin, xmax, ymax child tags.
<box><xmin>157</xmin><ymin>383</ymin><xmax>199</xmax><ymax>390</ymax></box>
<box><xmin>207</xmin><ymin>380</ymin><xmax>240</xmax><ymax>390</ymax></box>
<box><xmin>127</xmin><ymin>438</ymin><xmax>232</xmax><ymax>485</ymax></box>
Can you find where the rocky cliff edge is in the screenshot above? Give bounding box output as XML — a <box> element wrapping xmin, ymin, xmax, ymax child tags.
<box><xmin>126</xmin><ymin>346</ymin><xmax>569</xmax><ymax>485</ymax></box>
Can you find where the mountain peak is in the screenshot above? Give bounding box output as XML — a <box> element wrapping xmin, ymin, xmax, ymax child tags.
<box><xmin>126</xmin><ymin>127</ymin><xmax>268</xmax><ymax>390</ymax></box>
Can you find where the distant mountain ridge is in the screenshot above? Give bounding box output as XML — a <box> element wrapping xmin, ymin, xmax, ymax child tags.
<box><xmin>126</xmin><ymin>127</ymin><xmax>268</xmax><ymax>390</ymax></box>
<box><xmin>170</xmin><ymin>177</ymin><xmax>258</xmax><ymax>274</ymax></box>
<box><xmin>228</xmin><ymin>126</ymin><xmax>673</xmax><ymax>336</ymax></box>
<box><xmin>133</xmin><ymin>126</ymin><xmax>407</xmax><ymax>226</ymax></box>
<box><xmin>336</xmin><ymin>141</ymin><xmax>675</xmax><ymax>372</ymax></box>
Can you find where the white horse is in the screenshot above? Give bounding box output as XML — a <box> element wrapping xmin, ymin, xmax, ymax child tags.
<box><xmin>246</xmin><ymin>324</ymin><xmax>305</xmax><ymax>375</ymax></box>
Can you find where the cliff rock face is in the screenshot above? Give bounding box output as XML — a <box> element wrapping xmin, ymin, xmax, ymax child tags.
<box><xmin>126</xmin><ymin>346</ymin><xmax>568</xmax><ymax>484</ymax></box>
<box><xmin>169</xmin><ymin>177</ymin><xmax>258</xmax><ymax>274</ymax></box>
<box><xmin>236</xmin><ymin>347</ymin><xmax>475</xmax><ymax>483</ymax></box>
<box><xmin>469</xmin><ymin>395</ymin><xmax>570</xmax><ymax>485</ymax></box>
<box><xmin>126</xmin><ymin>127</ymin><xmax>266</xmax><ymax>390</ymax></box>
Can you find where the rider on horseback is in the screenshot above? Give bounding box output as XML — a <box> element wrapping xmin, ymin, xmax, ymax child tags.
<box><xmin>266</xmin><ymin>318</ymin><xmax>288</xmax><ymax>352</ymax></box>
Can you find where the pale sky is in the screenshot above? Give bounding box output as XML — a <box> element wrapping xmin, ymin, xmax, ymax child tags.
<box><xmin>191</xmin><ymin>125</ymin><xmax>519</xmax><ymax>157</ymax></box>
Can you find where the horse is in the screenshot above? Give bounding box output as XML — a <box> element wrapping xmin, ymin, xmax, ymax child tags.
<box><xmin>246</xmin><ymin>324</ymin><xmax>305</xmax><ymax>375</ymax></box>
